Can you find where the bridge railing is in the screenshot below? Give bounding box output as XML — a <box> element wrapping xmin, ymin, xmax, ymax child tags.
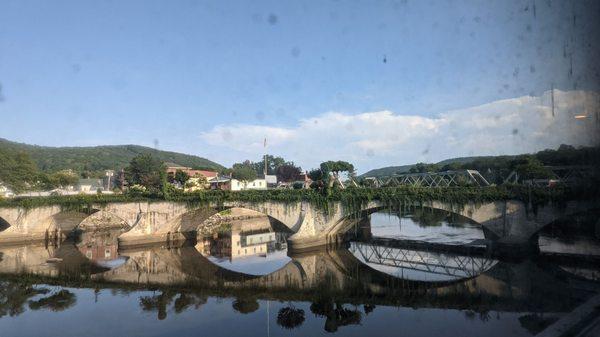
<box><xmin>363</xmin><ymin>170</ymin><xmax>490</xmax><ymax>188</ymax></box>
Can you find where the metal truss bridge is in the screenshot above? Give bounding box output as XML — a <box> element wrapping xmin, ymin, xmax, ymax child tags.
<box><xmin>504</xmin><ymin>165</ymin><xmax>597</xmax><ymax>186</ymax></box>
<box><xmin>349</xmin><ymin>240</ymin><xmax>497</xmax><ymax>280</ymax></box>
<box><xmin>363</xmin><ymin>169</ymin><xmax>490</xmax><ymax>188</ymax></box>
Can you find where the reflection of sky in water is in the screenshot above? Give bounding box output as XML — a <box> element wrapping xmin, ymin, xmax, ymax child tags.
<box><xmin>370</xmin><ymin>212</ymin><xmax>484</xmax><ymax>245</ymax></box>
<box><xmin>0</xmin><ymin>285</ymin><xmax>539</xmax><ymax>337</ymax></box>
<box><xmin>206</xmin><ymin>249</ymin><xmax>291</xmax><ymax>276</ymax></box>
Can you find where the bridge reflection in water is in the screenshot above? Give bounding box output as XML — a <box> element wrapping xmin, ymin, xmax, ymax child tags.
<box><xmin>0</xmin><ymin>217</ymin><xmax>599</xmax><ymax>337</ymax></box>
<box><xmin>349</xmin><ymin>241</ymin><xmax>498</xmax><ymax>281</ymax></box>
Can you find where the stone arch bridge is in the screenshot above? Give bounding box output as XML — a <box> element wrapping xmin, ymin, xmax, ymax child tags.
<box><xmin>0</xmin><ymin>199</ymin><xmax>596</xmax><ymax>251</ymax></box>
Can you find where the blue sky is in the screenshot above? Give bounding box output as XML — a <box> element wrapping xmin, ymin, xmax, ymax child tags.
<box><xmin>1</xmin><ymin>0</ymin><xmax>599</xmax><ymax>172</ymax></box>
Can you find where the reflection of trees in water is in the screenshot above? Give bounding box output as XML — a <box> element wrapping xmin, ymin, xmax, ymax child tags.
<box><xmin>406</xmin><ymin>208</ymin><xmax>450</xmax><ymax>228</ymax></box>
<box><xmin>277</xmin><ymin>306</ymin><xmax>305</xmax><ymax>330</ymax></box>
<box><xmin>0</xmin><ymin>281</ymin><xmax>76</xmax><ymax>318</ymax></box>
<box><xmin>384</xmin><ymin>208</ymin><xmax>475</xmax><ymax>228</ymax></box>
<box><xmin>0</xmin><ymin>282</ymin><xmax>49</xmax><ymax>318</ymax></box>
<box><xmin>232</xmin><ymin>297</ymin><xmax>259</xmax><ymax>314</ymax></box>
<box><xmin>139</xmin><ymin>291</ymin><xmax>207</xmax><ymax>320</ymax></box>
<box><xmin>518</xmin><ymin>313</ymin><xmax>560</xmax><ymax>335</ymax></box>
<box><xmin>310</xmin><ymin>297</ymin><xmax>362</xmax><ymax>333</ymax></box>
<box><xmin>28</xmin><ymin>290</ymin><xmax>76</xmax><ymax>312</ymax></box>
<box><xmin>363</xmin><ymin>303</ymin><xmax>376</xmax><ymax>315</ymax></box>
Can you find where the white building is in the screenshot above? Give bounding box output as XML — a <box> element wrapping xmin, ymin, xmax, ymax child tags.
<box><xmin>0</xmin><ymin>183</ymin><xmax>14</xmax><ymax>198</ymax></box>
<box><xmin>229</xmin><ymin>178</ymin><xmax>267</xmax><ymax>191</ymax></box>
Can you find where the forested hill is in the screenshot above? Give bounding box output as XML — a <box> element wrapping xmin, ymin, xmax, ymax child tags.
<box><xmin>360</xmin><ymin>156</ymin><xmax>509</xmax><ymax>178</ymax></box>
<box><xmin>0</xmin><ymin>138</ymin><xmax>224</xmax><ymax>174</ymax></box>
<box><xmin>360</xmin><ymin>145</ymin><xmax>600</xmax><ymax>178</ymax></box>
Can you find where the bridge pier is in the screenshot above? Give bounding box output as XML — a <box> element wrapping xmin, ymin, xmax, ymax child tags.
<box><xmin>491</xmin><ymin>236</ymin><xmax>541</xmax><ymax>258</ymax></box>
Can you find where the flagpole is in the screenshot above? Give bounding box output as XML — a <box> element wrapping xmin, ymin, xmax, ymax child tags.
<box><xmin>264</xmin><ymin>137</ymin><xmax>268</xmax><ymax>176</ymax></box>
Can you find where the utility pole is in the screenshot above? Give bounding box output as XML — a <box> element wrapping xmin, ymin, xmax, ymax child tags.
<box><xmin>263</xmin><ymin>138</ymin><xmax>268</xmax><ymax>176</ymax></box>
<box><xmin>551</xmin><ymin>84</ymin><xmax>555</xmax><ymax>117</ymax></box>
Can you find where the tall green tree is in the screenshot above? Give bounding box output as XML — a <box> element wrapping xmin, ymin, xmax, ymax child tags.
<box><xmin>231</xmin><ymin>163</ymin><xmax>258</xmax><ymax>185</ymax></box>
<box><xmin>173</xmin><ymin>169</ymin><xmax>190</xmax><ymax>186</ymax></box>
<box><xmin>319</xmin><ymin>160</ymin><xmax>355</xmax><ymax>188</ymax></box>
<box><xmin>124</xmin><ymin>154</ymin><xmax>166</xmax><ymax>192</ymax></box>
<box><xmin>511</xmin><ymin>156</ymin><xmax>555</xmax><ymax>180</ymax></box>
<box><xmin>48</xmin><ymin>170</ymin><xmax>79</xmax><ymax>188</ymax></box>
<box><xmin>276</xmin><ymin>164</ymin><xmax>301</xmax><ymax>182</ymax></box>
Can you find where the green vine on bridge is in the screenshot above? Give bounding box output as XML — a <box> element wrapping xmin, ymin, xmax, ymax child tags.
<box><xmin>0</xmin><ymin>185</ymin><xmax>596</xmax><ymax>211</ymax></box>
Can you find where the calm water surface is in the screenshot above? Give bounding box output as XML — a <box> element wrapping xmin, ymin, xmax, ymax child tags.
<box><xmin>0</xmin><ymin>213</ymin><xmax>598</xmax><ymax>337</ymax></box>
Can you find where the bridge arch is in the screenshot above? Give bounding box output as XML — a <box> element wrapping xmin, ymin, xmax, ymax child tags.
<box><xmin>528</xmin><ymin>207</ymin><xmax>600</xmax><ymax>240</ymax></box>
<box><xmin>49</xmin><ymin>208</ymin><xmax>133</xmax><ymax>230</ymax></box>
<box><xmin>329</xmin><ymin>202</ymin><xmax>493</xmax><ymax>241</ymax></box>
<box><xmin>0</xmin><ymin>216</ymin><xmax>10</xmax><ymax>232</ymax></box>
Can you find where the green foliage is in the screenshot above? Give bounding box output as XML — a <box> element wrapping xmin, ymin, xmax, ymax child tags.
<box><xmin>276</xmin><ymin>164</ymin><xmax>301</xmax><ymax>182</ymax></box>
<box><xmin>47</xmin><ymin>170</ymin><xmax>79</xmax><ymax>189</ymax></box>
<box><xmin>231</xmin><ymin>164</ymin><xmax>258</xmax><ymax>183</ymax></box>
<box><xmin>233</xmin><ymin>155</ymin><xmax>301</xmax><ymax>177</ymax></box>
<box><xmin>2</xmin><ymin>184</ymin><xmax>593</xmax><ymax>215</ymax></box>
<box><xmin>0</xmin><ymin>147</ymin><xmax>39</xmax><ymax>193</ymax></box>
<box><xmin>361</xmin><ymin>145</ymin><xmax>600</xmax><ymax>183</ymax></box>
<box><xmin>511</xmin><ymin>157</ymin><xmax>555</xmax><ymax>180</ymax></box>
<box><xmin>174</xmin><ymin>169</ymin><xmax>190</xmax><ymax>185</ymax></box>
<box><xmin>0</xmin><ymin>137</ymin><xmax>223</xmax><ymax>177</ymax></box>
<box><xmin>308</xmin><ymin>169</ymin><xmax>325</xmax><ymax>182</ymax></box>
<box><xmin>409</xmin><ymin>163</ymin><xmax>440</xmax><ymax>173</ymax></box>
<box><xmin>124</xmin><ymin>154</ymin><xmax>166</xmax><ymax>192</ymax></box>
<box><xmin>319</xmin><ymin>161</ymin><xmax>354</xmax><ymax>176</ymax></box>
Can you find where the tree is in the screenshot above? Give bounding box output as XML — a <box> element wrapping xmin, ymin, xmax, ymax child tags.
<box><xmin>231</xmin><ymin>164</ymin><xmax>257</xmax><ymax>186</ymax></box>
<box><xmin>439</xmin><ymin>162</ymin><xmax>462</xmax><ymax>172</ymax></box>
<box><xmin>319</xmin><ymin>160</ymin><xmax>355</xmax><ymax>188</ymax></box>
<box><xmin>308</xmin><ymin>169</ymin><xmax>326</xmax><ymax>191</ymax></box>
<box><xmin>48</xmin><ymin>170</ymin><xmax>79</xmax><ymax>188</ymax></box>
<box><xmin>511</xmin><ymin>156</ymin><xmax>555</xmax><ymax>180</ymax></box>
<box><xmin>276</xmin><ymin>164</ymin><xmax>301</xmax><ymax>182</ymax></box>
<box><xmin>409</xmin><ymin>162</ymin><xmax>440</xmax><ymax>173</ymax></box>
<box><xmin>124</xmin><ymin>154</ymin><xmax>166</xmax><ymax>192</ymax></box>
<box><xmin>174</xmin><ymin>169</ymin><xmax>190</xmax><ymax>186</ymax></box>
<box><xmin>232</xmin><ymin>155</ymin><xmax>300</xmax><ymax>176</ymax></box>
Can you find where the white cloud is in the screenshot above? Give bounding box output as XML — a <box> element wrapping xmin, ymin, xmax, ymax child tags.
<box><xmin>199</xmin><ymin>90</ymin><xmax>600</xmax><ymax>173</ymax></box>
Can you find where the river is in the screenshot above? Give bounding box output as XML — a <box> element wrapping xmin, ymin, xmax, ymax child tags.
<box><xmin>0</xmin><ymin>210</ymin><xmax>598</xmax><ymax>337</ymax></box>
